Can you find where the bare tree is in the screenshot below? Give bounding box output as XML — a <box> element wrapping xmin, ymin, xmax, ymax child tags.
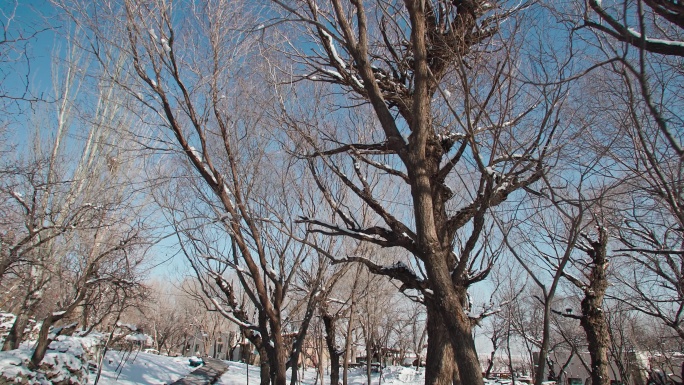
<box><xmin>317</xmin><ymin>261</ymin><xmax>357</xmax><ymax>385</ymax></box>
<box><xmin>269</xmin><ymin>1</ymin><xmax>571</xmax><ymax>383</ymax></box>
<box><xmin>56</xmin><ymin>1</ymin><xmax>337</xmax><ymax>384</ymax></box>
<box><xmin>128</xmin><ymin>280</ymin><xmax>196</xmax><ymax>356</ymax></box>
<box><xmin>406</xmin><ymin>301</ymin><xmax>427</xmax><ymax>373</ymax></box>
<box><xmin>0</xmin><ymin>39</ymin><xmax>151</xmax><ymax>374</ymax></box>
<box><xmin>499</xmin><ymin>194</ymin><xmax>585</xmax><ymax>385</ymax></box>
<box><xmin>479</xmin><ymin>263</ymin><xmax>524</xmax><ymax>380</ymax></box>
<box><xmin>568</xmin><ymin>0</ymin><xmax>684</xmax><ymax>346</ymax></box>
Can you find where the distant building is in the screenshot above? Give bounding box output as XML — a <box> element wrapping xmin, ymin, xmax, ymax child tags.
<box><xmin>182</xmin><ymin>331</ymin><xmax>243</xmax><ymax>361</ymax></box>
<box><xmin>534</xmin><ymin>349</ymin><xmax>682</xmax><ymax>385</ymax></box>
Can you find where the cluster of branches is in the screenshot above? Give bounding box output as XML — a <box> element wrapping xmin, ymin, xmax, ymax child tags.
<box><xmin>0</xmin><ymin>34</ymin><xmax>151</xmax><ymax>370</ymax></box>
<box><xmin>6</xmin><ymin>1</ymin><xmax>676</xmax><ymax>385</ymax></box>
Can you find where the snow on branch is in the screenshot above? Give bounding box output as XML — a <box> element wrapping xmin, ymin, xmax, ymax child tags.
<box><xmin>587</xmin><ymin>0</ymin><xmax>684</xmax><ymax>57</ymax></box>
<box><xmin>310</xmin><ymin>157</ymin><xmax>416</xmax><ymax>247</ymax></box>
<box><xmin>301</xmin><ymin>238</ymin><xmax>426</xmax><ymax>292</ymax></box>
<box><xmin>319</xmin><ymin>29</ymin><xmax>347</xmax><ymax>69</ymax></box>
<box><xmin>298</xmin><ymin>216</ymin><xmax>416</xmax><ymax>252</ymax></box>
<box><xmin>308</xmin><ymin>141</ymin><xmax>391</xmax><ymax>158</ymax></box>
<box><xmin>351</xmin><ymin>152</ymin><xmax>410</xmax><ymax>184</ymax></box>
<box><xmin>338</xmin><ymin>256</ymin><xmax>428</xmax><ymax>292</ymax></box>
<box><xmin>207</xmin><ymin>296</ymin><xmax>256</xmax><ymax>330</ymax></box>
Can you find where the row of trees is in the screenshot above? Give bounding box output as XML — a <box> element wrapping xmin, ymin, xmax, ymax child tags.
<box><xmin>0</xmin><ymin>0</ymin><xmax>681</xmax><ymax>385</ymax></box>
<box><xmin>0</xmin><ymin>4</ymin><xmax>152</xmax><ymax>370</ymax></box>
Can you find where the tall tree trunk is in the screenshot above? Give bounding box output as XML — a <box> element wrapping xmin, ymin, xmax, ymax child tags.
<box><xmin>270</xmin><ymin>330</ymin><xmax>289</xmax><ymax>385</ymax></box>
<box><xmin>366</xmin><ymin>341</ymin><xmax>372</xmax><ymax>385</ymax></box>
<box><xmin>423</xmin><ymin>256</ymin><xmax>483</xmax><ymax>385</ymax></box>
<box><xmin>506</xmin><ymin>321</ymin><xmax>516</xmax><ymax>383</ymax></box>
<box><xmin>29</xmin><ymin>313</ymin><xmax>57</xmax><ymax>369</ymax></box>
<box><xmin>290</xmin><ymin>293</ymin><xmax>318</xmax><ymax>385</ymax></box>
<box><xmin>425</xmin><ymin>304</ymin><xmax>461</xmax><ymax>385</ymax></box>
<box><xmin>485</xmin><ymin>350</ymin><xmax>495</xmax><ymax>379</ymax></box>
<box><xmin>319</xmin><ymin>330</ymin><xmax>326</xmax><ymax>385</ymax></box>
<box><xmin>289</xmin><ymin>349</ymin><xmax>301</xmax><ymax>385</ymax></box>
<box><xmin>445</xmin><ymin>292</ymin><xmax>482</xmax><ymax>385</ymax></box>
<box><xmin>534</xmin><ymin>299</ymin><xmax>553</xmax><ymax>385</ymax></box>
<box><xmin>322</xmin><ymin>312</ymin><xmax>342</xmax><ymax>385</ymax></box>
<box><xmin>582</xmin><ymin>311</ymin><xmax>611</xmax><ymax>385</ymax></box>
<box><xmin>2</xmin><ymin>309</ymin><xmax>30</xmax><ymax>351</ymax></box>
<box><xmin>257</xmin><ymin>344</ymin><xmax>271</xmax><ymax>385</ymax></box>
<box><xmin>342</xmin><ymin>300</ymin><xmax>355</xmax><ymax>385</ymax></box>
<box><xmin>579</xmin><ymin>230</ymin><xmax>611</xmax><ymax>385</ymax></box>
<box><xmin>3</xmin><ymin>281</ymin><xmax>42</xmax><ymax>351</ymax></box>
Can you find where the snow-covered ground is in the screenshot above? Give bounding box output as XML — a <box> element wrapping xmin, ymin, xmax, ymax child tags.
<box><xmin>217</xmin><ymin>361</ymin><xmax>425</xmax><ymax>385</ymax></box>
<box><xmin>0</xmin><ymin>334</ymin><xmax>101</xmax><ymax>384</ymax></box>
<box><xmin>95</xmin><ymin>353</ymin><xmax>427</xmax><ymax>385</ymax></box>
<box><xmin>94</xmin><ymin>350</ymin><xmax>194</xmax><ymax>385</ymax></box>
<box><xmin>0</xmin><ymin>332</ymin><xmax>194</xmax><ymax>385</ymax></box>
<box><xmin>0</xmin><ymin>338</ymin><xmax>534</xmax><ymax>385</ymax></box>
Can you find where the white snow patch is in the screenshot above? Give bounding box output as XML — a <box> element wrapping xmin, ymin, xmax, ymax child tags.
<box><xmin>216</xmin><ymin>362</ymin><xmax>425</xmax><ymax>385</ymax></box>
<box><xmin>320</xmin><ymin>29</ymin><xmax>347</xmax><ymax>69</ymax></box>
<box><xmin>321</xmin><ymin>68</ymin><xmax>343</xmax><ymax>80</ymax></box>
<box><xmin>148</xmin><ymin>28</ymin><xmax>158</xmax><ymax>41</ymax></box>
<box><xmin>95</xmin><ymin>350</ymin><xmax>194</xmax><ymax>385</ymax></box>
<box><xmin>161</xmin><ymin>38</ymin><xmax>171</xmax><ymax>53</ymax></box>
<box><xmin>626</xmin><ymin>28</ymin><xmax>684</xmax><ymax>47</ymax></box>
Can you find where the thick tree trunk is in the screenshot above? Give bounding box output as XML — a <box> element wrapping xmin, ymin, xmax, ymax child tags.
<box><xmin>425</xmin><ymin>304</ymin><xmax>461</xmax><ymax>385</ymax></box>
<box><xmin>257</xmin><ymin>344</ymin><xmax>271</xmax><ymax>385</ymax></box>
<box><xmin>581</xmin><ymin>296</ymin><xmax>611</xmax><ymax>385</ymax></box>
<box><xmin>444</xmin><ymin>296</ymin><xmax>482</xmax><ymax>384</ymax></box>
<box><xmin>2</xmin><ymin>309</ymin><xmax>30</xmax><ymax>351</ymax></box>
<box><xmin>271</xmin><ymin>331</ymin><xmax>289</xmax><ymax>385</ymax></box>
<box><xmin>422</xmin><ymin>255</ymin><xmax>484</xmax><ymax>385</ymax></box>
<box><xmin>322</xmin><ymin>312</ymin><xmax>342</xmax><ymax>385</ymax></box>
<box><xmin>289</xmin><ymin>350</ymin><xmax>301</xmax><ymax>385</ymax></box>
<box><xmin>402</xmin><ymin>85</ymin><xmax>485</xmax><ymax>384</ymax></box>
<box><xmin>29</xmin><ymin>314</ymin><xmax>57</xmax><ymax>369</ymax></box>
<box><xmin>579</xmin><ymin>231</ymin><xmax>611</xmax><ymax>385</ymax></box>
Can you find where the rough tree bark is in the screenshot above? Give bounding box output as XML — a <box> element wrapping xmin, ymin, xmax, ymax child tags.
<box><xmin>257</xmin><ymin>343</ymin><xmax>272</xmax><ymax>385</ymax></box>
<box><xmin>425</xmin><ymin>304</ymin><xmax>461</xmax><ymax>385</ymax></box>
<box><xmin>2</xmin><ymin>285</ymin><xmax>41</xmax><ymax>351</ymax></box>
<box><xmin>567</xmin><ymin>227</ymin><xmax>611</xmax><ymax>385</ymax></box>
<box><xmin>322</xmin><ymin>310</ymin><xmax>342</xmax><ymax>385</ymax></box>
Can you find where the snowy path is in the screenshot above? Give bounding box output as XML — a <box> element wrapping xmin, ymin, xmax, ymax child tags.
<box><xmin>94</xmin><ymin>351</ymin><xmax>194</xmax><ymax>385</ymax></box>
<box><xmin>170</xmin><ymin>357</ymin><xmax>229</xmax><ymax>385</ymax></box>
<box><xmin>91</xmin><ymin>351</ymin><xmax>426</xmax><ymax>385</ymax></box>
